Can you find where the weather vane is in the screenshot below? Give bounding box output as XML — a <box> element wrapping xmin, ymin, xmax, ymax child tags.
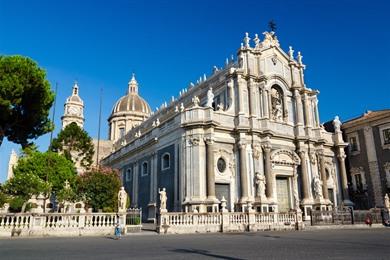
<box><xmin>268</xmin><ymin>20</ymin><xmax>277</xmax><ymax>32</ymax></box>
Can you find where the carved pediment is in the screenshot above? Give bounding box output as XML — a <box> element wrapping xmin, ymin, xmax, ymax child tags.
<box><xmin>270</xmin><ymin>149</ymin><xmax>300</xmax><ymax>166</ymax></box>
<box><xmin>350</xmin><ymin>166</ymin><xmax>364</xmax><ymax>175</ymax></box>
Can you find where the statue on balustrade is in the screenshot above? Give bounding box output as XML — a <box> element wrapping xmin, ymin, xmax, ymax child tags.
<box><xmin>159</xmin><ymin>188</ymin><xmax>167</xmax><ymax>212</ymax></box>
<box><xmin>206</xmin><ymin>87</ymin><xmax>214</xmax><ymax>108</ymax></box>
<box><xmin>118</xmin><ymin>187</ymin><xmax>128</xmax><ymax>213</ymax></box>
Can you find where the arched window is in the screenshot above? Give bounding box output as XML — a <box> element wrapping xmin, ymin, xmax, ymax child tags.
<box><xmin>126</xmin><ymin>168</ymin><xmax>132</xmax><ymax>182</ymax></box>
<box><xmin>119</xmin><ymin>127</ymin><xmax>125</xmax><ymax>138</ymax></box>
<box><xmin>162</xmin><ymin>153</ymin><xmax>170</xmax><ymax>170</ymax></box>
<box><xmin>142</xmin><ymin>162</ymin><xmax>148</xmax><ymax>176</ymax></box>
<box><xmin>270</xmin><ymin>85</ymin><xmax>284</xmax><ymax>122</ymax></box>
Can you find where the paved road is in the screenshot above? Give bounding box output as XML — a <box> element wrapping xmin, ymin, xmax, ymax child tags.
<box><xmin>1</xmin><ymin>229</ymin><xmax>389</xmax><ymax>259</ymax></box>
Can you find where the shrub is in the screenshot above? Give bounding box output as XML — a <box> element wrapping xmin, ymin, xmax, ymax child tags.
<box><xmin>9</xmin><ymin>197</ymin><xmax>26</xmax><ymax>213</ymax></box>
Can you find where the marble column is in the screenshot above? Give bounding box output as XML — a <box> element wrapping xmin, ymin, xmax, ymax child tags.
<box><xmin>338</xmin><ymin>153</ymin><xmax>352</xmax><ymax>204</ymax></box>
<box><xmin>293</xmin><ymin>167</ymin><xmax>300</xmax><ymax>211</ymax></box>
<box><xmin>294</xmin><ymin>90</ymin><xmax>304</xmax><ymax>125</ymax></box>
<box><xmin>319</xmin><ymin>153</ymin><xmax>329</xmax><ymax>200</ymax></box>
<box><xmin>263</xmin><ymin>88</ymin><xmax>269</xmax><ymax>118</ymax></box>
<box><xmin>268</xmin><ymin>91</ymin><xmax>272</xmax><ymax>119</ymax></box>
<box><xmin>237</xmin><ymin>76</ymin><xmax>245</xmax><ymax>114</ymax></box>
<box><xmin>239</xmin><ymin>142</ymin><xmax>249</xmax><ymax>201</ymax></box>
<box><xmin>206</xmin><ymin>138</ymin><xmax>216</xmax><ymax>199</ymax></box>
<box><xmin>314</xmin><ymin>99</ymin><xmax>320</xmax><ymax>127</ymax></box>
<box><xmin>298</xmin><ymin>151</ymin><xmax>310</xmax><ymax>202</ymax></box>
<box><xmin>263</xmin><ymin>144</ymin><xmax>273</xmax><ymax>200</ymax></box>
<box><xmin>227</xmin><ymin>79</ymin><xmax>235</xmax><ymax>111</ymax></box>
<box><xmin>303</xmin><ymin>93</ymin><xmax>311</xmax><ymax>127</ymax></box>
<box><xmin>248</xmin><ymin>80</ymin><xmax>257</xmax><ymax>117</ymax></box>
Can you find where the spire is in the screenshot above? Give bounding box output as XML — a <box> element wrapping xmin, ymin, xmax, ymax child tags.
<box><xmin>72</xmin><ymin>81</ymin><xmax>79</xmax><ymax>96</ymax></box>
<box><xmin>128</xmin><ymin>73</ymin><xmax>139</xmax><ymax>94</ymax></box>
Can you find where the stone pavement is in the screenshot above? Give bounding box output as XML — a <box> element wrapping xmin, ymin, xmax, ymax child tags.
<box><xmin>1</xmin><ymin>228</ymin><xmax>390</xmax><ymax>259</ymax></box>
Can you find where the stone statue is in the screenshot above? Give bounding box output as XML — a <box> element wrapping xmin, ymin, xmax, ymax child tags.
<box><xmin>254</xmin><ymin>34</ymin><xmax>260</xmax><ymax>48</ymax></box>
<box><xmin>243</xmin><ymin>32</ymin><xmax>250</xmax><ymax>48</ymax></box>
<box><xmin>118</xmin><ymin>187</ymin><xmax>128</xmax><ymax>213</ymax></box>
<box><xmin>192</xmin><ymin>96</ymin><xmax>200</xmax><ymax>107</ymax></box>
<box><xmin>385</xmin><ymin>194</ymin><xmax>390</xmax><ymax>210</ymax></box>
<box><xmin>274</xmin><ymin>103</ymin><xmax>282</xmax><ymax>121</ymax></box>
<box><xmin>206</xmin><ymin>87</ymin><xmax>214</xmax><ymax>107</ymax></box>
<box><xmin>297</xmin><ymin>51</ymin><xmax>303</xmax><ymax>64</ymax></box>
<box><xmin>333</xmin><ymin>116</ymin><xmax>342</xmax><ymax>132</ymax></box>
<box><xmin>293</xmin><ymin>175</ymin><xmax>300</xmax><ymax>211</ymax></box>
<box><xmin>288</xmin><ymin>46</ymin><xmax>294</xmax><ymax>60</ymax></box>
<box><xmin>313</xmin><ymin>175</ymin><xmax>323</xmax><ymax>200</ymax></box>
<box><xmin>255</xmin><ymin>172</ymin><xmax>266</xmax><ymax>199</ymax></box>
<box><xmin>159</xmin><ymin>188</ymin><xmax>167</xmax><ymax>212</ymax></box>
<box><xmin>271</xmin><ymin>88</ymin><xmax>283</xmax><ymax>121</ymax></box>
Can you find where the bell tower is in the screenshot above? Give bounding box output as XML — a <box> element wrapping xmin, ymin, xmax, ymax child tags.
<box><xmin>61</xmin><ymin>82</ymin><xmax>85</xmax><ymax>129</ymax></box>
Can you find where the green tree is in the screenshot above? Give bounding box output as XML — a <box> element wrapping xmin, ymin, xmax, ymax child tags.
<box><xmin>4</xmin><ymin>171</ymin><xmax>51</xmax><ymax>212</ymax></box>
<box><xmin>56</xmin><ymin>183</ymin><xmax>78</xmax><ymax>204</ymax></box>
<box><xmin>0</xmin><ymin>55</ymin><xmax>54</xmax><ymax>148</ymax></box>
<box><xmin>77</xmin><ymin>167</ymin><xmax>121</xmax><ymax>212</ymax></box>
<box><xmin>50</xmin><ymin>122</ymin><xmax>95</xmax><ymax>170</ymax></box>
<box><xmin>13</xmin><ymin>151</ymin><xmax>77</xmax><ymax>193</ymax></box>
<box><xmin>0</xmin><ymin>184</ymin><xmax>9</xmax><ymax>208</ymax></box>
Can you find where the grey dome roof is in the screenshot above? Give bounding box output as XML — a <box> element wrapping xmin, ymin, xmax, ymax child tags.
<box><xmin>112</xmin><ymin>93</ymin><xmax>151</xmax><ymax>114</ymax></box>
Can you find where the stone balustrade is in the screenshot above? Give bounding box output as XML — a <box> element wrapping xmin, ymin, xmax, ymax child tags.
<box><xmin>158</xmin><ymin>211</ymin><xmax>303</xmax><ymax>234</ymax></box>
<box><xmin>0</xmin><ymin>211</ymin><xmax>142</xmax><ymax>237</ymax></box>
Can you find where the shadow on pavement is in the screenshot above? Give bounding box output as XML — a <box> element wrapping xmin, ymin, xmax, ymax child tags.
<box><xmin>170</xmin><ymin>248</ymin><xmax>245</xmax><ymax>260</ymax></box>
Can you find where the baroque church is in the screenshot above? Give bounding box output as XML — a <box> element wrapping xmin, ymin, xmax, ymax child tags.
<box><xmin>97</xmin><ymin>30</ymin><xmax>353</xmax><ymax>222</ymax></box>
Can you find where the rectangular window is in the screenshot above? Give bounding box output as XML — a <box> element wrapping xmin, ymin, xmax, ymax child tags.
<box><xmin>349</xmin><ymin>137</ymin><xmax>358</xmax><ymax>152</ymax></box>
<box><xmin>355</xmin><ymin>174</ymin><xmax>363</xmax><ymax>191</ymax></box>
<box><xmin>383</xmin><ymin>129</ymin><xmax>390</xmax><ymax>145</ymax></box>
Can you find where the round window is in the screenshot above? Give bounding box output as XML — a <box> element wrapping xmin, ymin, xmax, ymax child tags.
<box><xmin>217</xmin><ymin>158</ymin><xmax>226</xmax><ymax>173</ymax></box>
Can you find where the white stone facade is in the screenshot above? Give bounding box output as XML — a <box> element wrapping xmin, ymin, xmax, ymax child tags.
<box><xmin>102</xmin><ymin>31</ymin><xmax>351</xmax><ymax>221</ymax></box>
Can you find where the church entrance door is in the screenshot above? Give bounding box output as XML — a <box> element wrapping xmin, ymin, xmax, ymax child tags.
<box><xmin>276</xmin><ymin>177</ymin><xmax>290</xmax><ymax>212</ymax></box>
<box><xmin>216</xmin><ymin>184</ymin><xmax>230</xmax><ymax>210</ymax></box>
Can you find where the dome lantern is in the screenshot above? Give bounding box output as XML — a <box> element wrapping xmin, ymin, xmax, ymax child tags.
<box><xmin>128</xmin><ymin>73</ymin><xmax>139</xmax><ymax>94</ymax></box>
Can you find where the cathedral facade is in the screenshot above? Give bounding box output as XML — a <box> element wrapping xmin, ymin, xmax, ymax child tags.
<box><xmin>101</xmin><ymin>31</ymin><xmax>352</xmax><ymax>221</ymax></box>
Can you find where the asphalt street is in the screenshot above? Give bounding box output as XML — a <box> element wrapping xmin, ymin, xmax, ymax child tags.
<box><xmin>1</xmin><ymin>228</ymin><xmax>389</xmax><ymax>260</ymax></box>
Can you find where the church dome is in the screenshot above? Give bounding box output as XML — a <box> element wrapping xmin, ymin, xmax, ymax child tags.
<box><xmin>112</xmin><ymin>93</ymin><xmax>151</xmax><ymax>114</ymax></box>
<box><xmin>110</xmin><ymin>74</ymin><xmax>151</xmax><ymax>116</ymax></box>
<box><xmin>108</xmin><ymin>74</ymin><xmax>151</xmax><ymax>142</ymax></box>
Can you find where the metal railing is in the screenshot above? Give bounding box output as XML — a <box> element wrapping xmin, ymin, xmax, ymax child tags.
<box><xmin>310</xmin><ymin>208</ymin><xmax>384</xmax><ymax>226</ymax></box>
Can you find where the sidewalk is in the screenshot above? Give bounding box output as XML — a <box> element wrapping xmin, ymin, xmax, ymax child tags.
<box><xmin>305</xmin><ymin>223</ymin><xmax>387</xmax><ymax>231</ymax></box>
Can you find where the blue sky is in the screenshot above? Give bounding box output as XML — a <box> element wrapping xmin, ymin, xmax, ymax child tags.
<box><xmin>0</xmin><ymin>0</ymin><xmax>389</xmax><ymax>182</ymax></box>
